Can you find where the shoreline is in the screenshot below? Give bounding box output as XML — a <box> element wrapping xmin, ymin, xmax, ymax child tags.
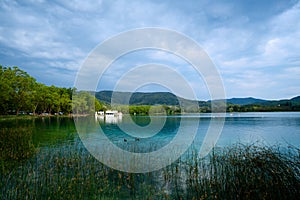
<box><xmin>1</xmin><ymin>110</ymin><xmax>300</xmax><ymax>119</ymax></box>
<box><xmin>0</xmin><ymin>114</ymin><xmax>91</xmax><ymax>121</ymax></box>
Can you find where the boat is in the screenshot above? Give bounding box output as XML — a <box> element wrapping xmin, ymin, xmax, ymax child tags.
<box><xmin>105</xmin><ymin>110</ymin><xmax>119</xmax><ymax>117</ymax></box>
<box><xmin>95</xmin><ymin>110</ymin><xmax>123</xmax><ymax>123</ymax></box>
<box><xmin>95</xmin><ymin>111</ymin><xmax>104</xmax><ymax>116</ymax></box>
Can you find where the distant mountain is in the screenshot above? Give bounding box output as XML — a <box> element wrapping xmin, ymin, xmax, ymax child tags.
<box><xmin>291</xmin><ymin>96</ymin><xmax>300</xmax><ymax>102</ymax></box>
<box><xmin>95</xmin><ymin>91</ymin><xmax>180</xmax><ymax>105</ymax></box>
<box><xmin>257</xmin><ymin>95</ymin><xmax>300</xmax><ymax>107</ymax></box>
<box><xmin>95</xmin><ymin>91</ymin><xmax>300</xmax><ymax>109</ymax></box>
<box><xmin>226</xmin><ymin>97</ymin><xmax>267</xmax><ymax>105</ymax></box>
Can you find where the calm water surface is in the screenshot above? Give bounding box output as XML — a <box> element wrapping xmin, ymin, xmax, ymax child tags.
<box><xmin>96</xmin><ymin>112</ymin><xmax>300</xmax><ymax>150</ymax></box>
<box><xmin>2</xmin><ymin>112</ymin><xmax>300</xmax><ymax>150</ymax></box>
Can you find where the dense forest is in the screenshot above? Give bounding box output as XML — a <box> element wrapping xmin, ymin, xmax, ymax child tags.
<box><xmin>0</xmin><ymin>65</ymin><xmax>103</xmax><ymax>115</ymax></box>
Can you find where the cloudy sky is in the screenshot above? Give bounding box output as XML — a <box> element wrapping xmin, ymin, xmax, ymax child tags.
<box><xmin>0</xmin><ymin>0</ymin><xmax>299</xmax><ymax>100</ymax></box>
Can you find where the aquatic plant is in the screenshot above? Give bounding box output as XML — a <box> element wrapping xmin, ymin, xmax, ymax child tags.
<box><xmin>0</xmin><ymin>131</ymin><xmax>299</xmax><ymax>199</ymax></box>
<box><xmin>172</xmin><ymin>144</ymin><xmax>300</xmax><ymax>199</ymax></box>
<box><xmin>0</xmin><ymin>127</ymin><xmax>35</xmax><ymax>173</ymax></box>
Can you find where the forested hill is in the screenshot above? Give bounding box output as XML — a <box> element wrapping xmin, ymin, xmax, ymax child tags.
<box><xmin>95</xmin><ymin>91</ymin><xmax>206</xmax><ymax>107</ymax></box>
<box><xmin>226</xmin><ymin>97</ymin><xmax>267</xmax><ymax>105</ymax></box>
<box><xmin>96</xmin><ymin>90</ymin><xmax>300</xmax><ymax>106</ymax></box>
<box><xmin>257</xmin><ymin>96</ymin><xmax>300</xmax><ymax>107</ymax></box>
<box><xmin>95</xmin><ymin>91</ymin><xmax>180</xmax><ymax>105</ymax></box>
<box><xmin>96</xmin><ymin>90</ymin><xmax>300</xmax><ymax>112</ymax></box>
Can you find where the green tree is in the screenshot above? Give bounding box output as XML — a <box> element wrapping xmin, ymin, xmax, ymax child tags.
<box><xmin>12</xmin><ymin>67</ymin><xmax>36</xmax><ymax>114</ymax></box>
<box><xmin>0</xmin><ymin>66</ymin><xmax>37</xmax><ymax>114</ymax></box>
<box><xmin>72</xmin><ymin>91</ymin><xmax>97</xmax><ymax>114</ymax></box>
<box><xmin>0</xmin><ymin>66</ymin><xmax>12</xmax><ymax>114</ymax></box>
<box><xmin>59</xmin><ymin>88</ymin><xmax>72</xmax><ymax>114</ymax></box>
<box><xmin>29</xmin><ymin>82</ymin><xmax>43</xmax><ymax>115</ymax></box>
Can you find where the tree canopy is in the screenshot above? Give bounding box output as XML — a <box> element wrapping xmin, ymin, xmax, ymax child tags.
<box><xmin>0</xmin><ymin>65</ymin><xmax>102</xmax><ymax>115</ymax></box>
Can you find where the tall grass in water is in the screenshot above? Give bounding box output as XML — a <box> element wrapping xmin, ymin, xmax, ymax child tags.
<box><xmin>0</xmin><ymin>127</ymin><xmax>35</xmax><ymax>173</ymax></box>
<box><xmin>0</xmin><ymin>130</ymin><xmax>299</xmax><ymax>199</ymax></box>
<box><xmin>0</xmin><ymin>141</ymin><xmax>163</xmax><ymax>199</ymax></box>
<box><xmin>170</xmin><ymin>144</ymin><xmax>300</xmax><ymax>199</ymax></box>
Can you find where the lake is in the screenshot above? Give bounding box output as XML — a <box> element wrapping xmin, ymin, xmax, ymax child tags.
<box><xmin>4</xmin><ymin>111</ymin><xmax>299</xmax><ymax>170</ymax></box>
<box><xmin>2</xmin><ymin>112</ymin><xmax>299</xmax><ymax>150</ymax></box>
<box><xmin>89</xmin><ymin>112</ymin><xmax>300</xmax><ymax>172</ymax></box>
<box><xmin>1</xmin><ymin>112</ymin><xmax>300</xmax><ymax>199</ymax></box>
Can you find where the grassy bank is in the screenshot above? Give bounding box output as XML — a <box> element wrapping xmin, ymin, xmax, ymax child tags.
<box><xmin>1</xmin><ymin>131</ymin><xmax>299</xmax><ymax>200</ymax></box>
<box><xmin>0</xmin><ymin>114</ymin><xmax>75</xmax><ymax>121</ymax></box>
<box><xmin>0</xmin><ymin>115</ymin><xmax>40</xmax><ymax>121</ymax></box>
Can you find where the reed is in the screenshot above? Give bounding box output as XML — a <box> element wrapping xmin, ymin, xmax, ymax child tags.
<box><xmin>0</xmin><ymin>127</ymin><xmax>35</xmax><ymax>174</ymax></box>
<box><xmin>0</xmin><ymin>140</ymin><xmax>163</xmax><ymax>199</ymax></box>
<box><xmin>170</xmin><ymin>144</ymin><xmax>300</xmax><ymax>199</ymax></box>
<box><xmin>1</xmin><ymin>130</ymin><xmax>299</xmax><ymax>199</ymax></box>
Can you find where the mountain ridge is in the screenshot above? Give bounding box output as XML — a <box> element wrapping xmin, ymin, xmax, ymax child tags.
<box><xmin>95</xmin><ymin>90</ymin><xmax>300</xmax><ymax>106</ymax></box>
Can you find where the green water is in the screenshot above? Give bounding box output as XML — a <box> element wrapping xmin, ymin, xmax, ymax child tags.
<box><xmin>1</xmin><ymin>112</ymin><xmax>300</xmax><ymax>151</ymax></box>
<box><xmin>1</xmin><ymin>113</ymin><xmax>299</xmax><ymax>199</ymax></box>
<box><xmin>0</xmin><ymin>116</ymin><xmax>76</xmax><ymax>146</ymax></box>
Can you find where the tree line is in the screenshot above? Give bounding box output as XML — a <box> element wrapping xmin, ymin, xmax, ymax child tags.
<box><xmin>1</xmin><ymin>65</ymin><xmax>298</xmax><ymax>116</ymax></box>
<box><xmin>0</xmin><ymin>65</ymin><xmax>103</xmax><ymax>115</ymax></box>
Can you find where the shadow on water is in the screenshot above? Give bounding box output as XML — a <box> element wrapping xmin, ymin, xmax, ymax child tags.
<box><xmin>0</xmin><ymin>116</ymin><xmax>76</xmax><ymax>146</ymax></box>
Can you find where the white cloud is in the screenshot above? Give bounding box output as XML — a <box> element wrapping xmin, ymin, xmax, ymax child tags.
<box><xmin>56</xmin><ymin>0</ymin><xmax>103</xmax><ymax>12</ymax></box>
<box><xmin>285</xmin><ymin>67</ymin><xmax>300</xmax><ymax>75</ymax></box>
<box><xmin>145</xmin><ymin>51</ymin><xmax>186</xmax><ymax>66</ymax></box>
<box><xmin>208</xmin><ymin>1</ymin><xmax>300</xmax><ymax>74</ymax></box>
<box><xmin>0</xmin><ymin>0</ymin><xmax>299</xmax><ymax>99</ymax></box>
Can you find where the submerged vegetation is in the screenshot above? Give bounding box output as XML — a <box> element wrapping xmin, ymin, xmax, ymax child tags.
<box><xmin>0</xmin><ymin>127</ymin><xmax>35</xmax><ymax>173</ymax></box>
<box><xmin>1</xmin><ymin>126</ymin><xmax>299</xmax><ymax>199</ymax></box>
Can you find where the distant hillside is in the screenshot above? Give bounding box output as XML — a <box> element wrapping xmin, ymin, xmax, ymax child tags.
<box><xmin>96</xmin><ymin>91</ymin><xmax>300</xmax><ymax>105</ymax></box>
<box><xmin>226</xmin><ymin>97</ymin><xmax>267</xmax><ymax>105</ymax></box>
<box><xmin>291</xmin><ymin>96</ymin><xmax>300</xmax><ymax>102</ymax></box>
<box><xmin>95</xmin><ymin>91</ymin><xmax>300</xmax><ymax>112</ymax></box>
<box><xmin>257</xmin><ymin>96</ymin><xmax>300</xmax><ymax>107</ymax></box>
<box><xmin>95</xmin><ymin>91</ymin><xmax>180</xmax><ymax>105</ymax></box>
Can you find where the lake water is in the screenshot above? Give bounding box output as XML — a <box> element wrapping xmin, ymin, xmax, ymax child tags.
<box><xmin>215</xmin><ymin>112</ymin><xmax>300</xmax><ymax>147</ymax></box>
<box><xmin>2</xmin><ymin>112</ymin><xmax>299</xmax><ymax>198</ymax></box>
<box><xmin>92</xmin><ymin>112</ymin><xmax>300</xmax><ymax>149</ymax></box>
<box><xmin>2</xmin><ymin>112</ymin><xmax>300</xmax><ymax>153</ymax></box>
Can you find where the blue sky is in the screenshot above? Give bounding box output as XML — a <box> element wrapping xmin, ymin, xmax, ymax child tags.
<box><xmin>0</xmin><ymin>0</ymin><xmax>299</xmax><ymax>100</ymax></box>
